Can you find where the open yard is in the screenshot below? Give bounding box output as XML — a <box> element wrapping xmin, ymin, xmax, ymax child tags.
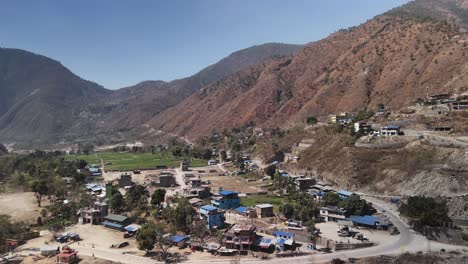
<box><xmin>0</xmin><ymin>192</ymin><xmax>43</xmax><ymax>222</ymax></box>
<box><xmin>240</xmin><ymin>195</ymin><xmax>283</xmax><ymax>213</ymax></box>
<box><xmin>67</xmin><ymin>152</ymin><xmax>207</xmax><ymax>170</ymax></box>
<box><xmin>202</xmin><ymin>175</ymin><xmax>268</xmax><ymax>195</ymax></box>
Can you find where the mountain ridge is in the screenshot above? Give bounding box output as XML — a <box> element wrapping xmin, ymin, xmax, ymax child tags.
<box><xmin>149</xmin><ymin>1</ymin><xmax>468</xmax><ymax>140</ymax></box>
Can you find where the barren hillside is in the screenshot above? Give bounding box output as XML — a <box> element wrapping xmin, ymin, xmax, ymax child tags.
<box><xmin>150</xmin><ymin>12</ymin><xmax>468</xmax><ymax>140</ymax></box>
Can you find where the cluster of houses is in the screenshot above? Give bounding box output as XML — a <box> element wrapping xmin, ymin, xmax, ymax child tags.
<box><xmin>77</xmin><ymin>164</ymin><xmax>102</xmax><ymax>177</ymax></box>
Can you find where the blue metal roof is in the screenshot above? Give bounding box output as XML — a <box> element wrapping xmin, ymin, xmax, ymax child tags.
<box><xmin>276</xmin><ymin>238</ymin><xmax>286</xmax><ymax>245</ymax></box>
<box><xmin>170</xmin><ymin>235</ymin><xmax>189</xmax><ymax>243</ymax></box>
<box><xmin>235</xmin><ymin>206</ymin><xmax>248</xmax><ymax>214</ymax></box>
<box><xmin>273</xmin><ymin>230</ymin><xmax>295</xmax><ymax>237</ymax></box>
<box><xmin>201</xmin><ymin>205</ymin><xmax>218</xmax><ymax>211</ymax></box>
<box><xmin>347</xmin><ymin>215</ymin><xmax>388</xmax><ymax>227</ymax></box>
<box><xmin>102</xmin><ymin>221</ymin><xmax>123</xmax><ymax>229</ymax></box>
<box><xmin>337</xmin><ymin>190</ymin><xmax>354</xmax><ymax>197</ymax></box>
<box><xmin>384</xmin><ymin>125</ymin><xmax>400</xmax><ymax>130</ymax></box>
<box><xmin>219</xmin><ymin>190</ymin><xmax>237</xmax><ymax>196</ymax></box>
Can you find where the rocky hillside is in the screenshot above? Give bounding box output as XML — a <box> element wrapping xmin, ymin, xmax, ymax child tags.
<box><xmin>0</xmin><ymin>43</ymin><xmax>301</xmax><ymax>145</ymax></box>
<box><xmin>0</xmin><ymin>144</ymin><xmax>7</xmax><ymax>155</ymax></box>
<box><xmin>150</xmin><ymin>0</ymin><xmax>468</xmax><ymax>140</ymax></box>
<box><xmin>387</xmin><ymin>0</ymin><xmax>468</xmax><ymax>31</ymax></box>
<box><xmin>85</xmin><ymin>43</ymin><xmax>302</xmax><ymax>134</ymax></box>
<box><xmin>0</xmin><ymin>48</ymin><xmax>110</xmax><ymax>144</ymax></box>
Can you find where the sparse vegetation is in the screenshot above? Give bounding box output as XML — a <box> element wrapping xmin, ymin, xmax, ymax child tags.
<box><xmin>399</xmin><ymin>196</ymin><xmax>449</xmax><ymax>227</ymax></box>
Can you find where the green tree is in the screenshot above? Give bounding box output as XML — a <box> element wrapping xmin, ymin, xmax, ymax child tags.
<box><xmin>151</xmin><ymin>189</ymin><xmax>166</xmax><ymax>209</ymax></box>
<box><xmin>398</xmin><ymin>196</ymin><xmax>449</xmax><ymax>227</ymax></box>
<box><xmin>339</xmin><ymin>195</ymin><xmax>376</xmax><ymax>216</ymax></box>
<box><xmin>163</xmin><ymin>198</ymin><xmax>195</xmax><ymax>233</ymax></box>
<box><xmin>220</xmin><ymin>151</ymin><xmax>227</xmax><ymax>162</ymax></box>
<box><xmin>31</xmin><ymin>179</ymin><xmax>49</xmax><ymax>207</ymax></box>
<box><xmin>322</xmin><ymin>192</ymin><xmax>340</xmax><ymax>206</ymax></box>
<box><xmin>137</xmin><ymin>223</ymin><xmax>157</xmax><ymax>254</ymax></box>
<box><xmin>125</xmin><ymin>184</ymin><xmax>149</xmax><ymax>211</ymax></box>
<box><xmin>264</xmin><ymin>165</ymin><xmax>276</xmax><ymax>178</ymax></box>
<box><xmin>306</xmin><ymin>116</ymin><xmax>318</xmax><ymax>125</ymax></box>
<box><xmin>281</xmin><ymin>204</ymin><xmax>295</xmax><ymax>219</ymax></box>
<box><xmin>191</xmin><ymin>219</ymin><xmax>208</xmax><ymax>243</ymax></box>
<box><xmin>109</xmin><ymin>191</ymin><xmax>126</xmax><ymax>214</ymax></box>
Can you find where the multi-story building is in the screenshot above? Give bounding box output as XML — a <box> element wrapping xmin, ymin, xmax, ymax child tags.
<box><xmin>199</xmin><ymin>205</ymin><xmax>225</xmax><ymax>229</ymax></box>
<box><xmin>223</xmin><ymin>225</ymin><xmax>257</xmax><ymax>251</ymax></box>
<box><xmin>211</xmin><ymin>190</ymin><xmax>240</xmax><ymax>209</ymax></box>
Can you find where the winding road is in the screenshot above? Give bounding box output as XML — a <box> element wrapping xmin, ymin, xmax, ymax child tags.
<box><xmin>70</xmin><ymin>196</ymin><xmax>467</xmax><ymax>264</ymax></box>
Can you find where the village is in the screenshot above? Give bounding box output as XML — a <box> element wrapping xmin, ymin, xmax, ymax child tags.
<box><xmin>1</xmin><ymin>93</ymin><xmax>468</xmax><ymax>264</ymax></box>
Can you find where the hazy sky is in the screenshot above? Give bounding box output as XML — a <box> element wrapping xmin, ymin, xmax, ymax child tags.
<box><xmin>1</xmin><ymin>0</ymin><xmax>408</xmax><ymax>89</ymax></box>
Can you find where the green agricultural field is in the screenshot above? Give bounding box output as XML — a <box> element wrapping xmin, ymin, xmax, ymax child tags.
<box><xmin>240</xmin><ymin>195</ymin><xmax>283</xmax><ymax>213</ymax></box>
<box><xmin>67</xmin><ymin>152</ymin><xmax>207</xmax><ymax>171</ymax></box>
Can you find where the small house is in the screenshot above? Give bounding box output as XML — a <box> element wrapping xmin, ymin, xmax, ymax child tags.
<box><xmin>354</xmin><ymin>122</ymin><xmax>373</xmax><ymax>134</ymax></box>
<box><xmin>56</xmin><ymin>247</ymin><xmax>79</xmax><ymax>264</ymax></box>
<box><xmin>235</xmin><ymin>206</ymin><xmax>257</xmax><ymax>218</ymax></box>
<box><xmin>337</xmin><ymin>190</ymin><xmax>354</xmax><ymax>200</ymax></box>
<box><xmin>180</xmin><ymin>160</ymin><xmax>190</xmax><ymax>171</ymax></box>
<box><xmin>450</xmin><ymin>101</ymin><xmax>468</xmax><ymax>111</ymax></box>
<box><xmin>168</xmin><ymin>235</ymin><xmax>190</xmax><ymax>249</ymax></box>
<box><xmin>295</xmin><ymin>178</ymin><xmax>315</xmax><ymax>190</ymax></box>
<box><xmin>255</xmin><ymin>204</ymin><xmax>274</xmax><ymax>218</ymax></box>
<box><xmin>118</xmin><ymin>174</ymin><xmax>133</xmax><ymax>188</ymax></box>
<box><xmin>199</xmin><ymin>205</ymin><xmax>226</xmax><ymax>229</ymax></box>
<box><xmin>273</xmin><ymin>230</ymin><xmax>295</xmax><ymax>250</ymax></box>
<box><xmin>158</xmin><ymin>173</ymin><xmax>175</xmax><ymax>187</ymax></box>
<box><xmin>208</xmin><ymin>159</ymin><xmax>218</xmax><ymax>166</ymax></box>
<box><xmin>380</xmin><ymin>126</ymin><xmax>401</xmax><ymax>136</ymax></box>
<box><xmin>103</xmin><ymin>214</ymin><xmax>131</xmax><ymax>231</ymax></box>
<box><xmin>41</xmin><ymin>245</ymin><xmax>59</xmax><ymax>256</ymax></box>
<box><xmin>211</xmin><ymin>190</ymin><xmax>240</xmax><ymax>209</ymax></box>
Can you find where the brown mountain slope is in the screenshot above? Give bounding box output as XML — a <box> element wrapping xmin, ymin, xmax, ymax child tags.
<box><xmin>150</xmin><ymin>13</ymin><xmax>468</xmax><ymax>140</ymax></box>
<box><xmin>387</xmin><ymin>0</ymin><xmax>468</xmax><ymax>31</ymax></box>
<box><xmin>76</xmin><ymin>43</ymin><xmax>302</xmax><ymax>136</ymax></box>
<box><xmin>0</xmin><ymin>43</ymin><xmax>301</xmax><ymax>145</ymax></box>
<box><xmin>0</xmin><ymin>48</ymin><xmax>111</xmax><ymax>143</ymax></box>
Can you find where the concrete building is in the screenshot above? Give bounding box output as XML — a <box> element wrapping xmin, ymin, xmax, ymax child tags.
<box><xmin>78</xmin><ymin>201</ymin><xmax>108</xmax><ymax>224</ymax></box>
<box><xmin>158</xmin><ymin>172</ymin><xmax>175</xmax><ymax>187</ymax></box>
<box><xmin>118</xmin><ymin>174</ymin><xmax>133</xmax><ymax>188</ymax></box>
<box><xmin>199</xmin><ymin>205</ymin><xmax>226</xmax><ymax>229</ymax></box>
<box><xmin>295</xmin><ymin>178</ymin><xmax>315</xmax><ymax>190</ymax></box>
<box><xmin>255</xmin><ymin>204</ymin><xmax>274</xmax><ymax>218</ymax></box>
<box><xmin>180</xmin><ymin>160</ymin><xmax>190</xmax><ymax>171</ymax></box>
<box><xmin>354</xmin><ymin>122</ymin><xmax>373</xmax><ymax>133</ymax></box>
<box><xmin>103</xmin><ymin>214</ymin><xmax>131</xmax><ymax>231</ymax></box>
<box><xmin>380</xmin><ymin>125</ymin><xmax>401</xmax><ymax>136</ymax></box>
<box><xmin>320</xmin><ymin>206</ymin><xmax>347</xmax><ymax>222</ymax></box>
<box><xmin>211</xmin><ymin>190</ymin><xmax>240</xmax><ymax>209</ymax></box>
<box><xmin>223</xmin><ymin>225</ymin><xmax>257</xmax><ymax>251</ymax></box>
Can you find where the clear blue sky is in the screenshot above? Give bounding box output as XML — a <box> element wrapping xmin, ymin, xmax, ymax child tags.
<box><xmin>0</xmin><ymin>0</ymin><xmax>408</xmax><ymax>89</ymax></box>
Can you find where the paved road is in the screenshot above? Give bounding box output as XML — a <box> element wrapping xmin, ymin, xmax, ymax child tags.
<box><xmin>72</xmin><ymin>197</ymin><xmax>468</xmax><ymax>264</ymax></box>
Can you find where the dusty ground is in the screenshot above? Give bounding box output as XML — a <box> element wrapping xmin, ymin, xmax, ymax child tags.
<box><xmin>21</xmin><ymin>224</ymin><xmax>139</xmax><ymax>254</ymax></box>
<box><xmin>21</xmin><ymin>255</ymin><xmax>119</xmax><ymax>264</ymax></box>
<box><xmin>0</xmin><ymin>192</ymin><xmax>44</xmax><ymax>223</ymax></box>
<box><xmin>203</xmin><ymin>175</ymin><xmax>268</xmax><ymax>194</ymax></box>
<box><xmin>356</xmin><ymin>252</ymin><xmax>468</xmax><ymax>264</ymax></box>
<box><xmin>315</xmin><ymin>222</ymin><xmax>398</xmax><ymax>246</ymax></box>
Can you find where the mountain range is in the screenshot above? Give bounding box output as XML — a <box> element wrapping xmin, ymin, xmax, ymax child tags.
<box><xmin>0</xmin><ymin>43</ymin><xmax>301</xmax><ymax>145</ymax></box>
<box><xmin>0</xmin><ymin>0</ymin><xmax>467</xmax><ymax>146</ymax></box>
